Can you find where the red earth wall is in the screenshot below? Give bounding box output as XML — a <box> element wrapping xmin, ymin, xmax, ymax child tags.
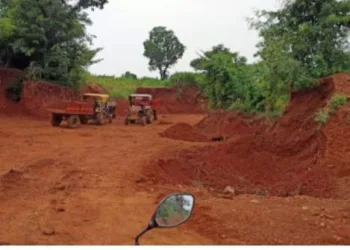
<box><xmin>136</xmin><ymin>87</ymin><xmax>207</xmax><ymax>114</ymax></box>
<box><xmin>21</xmin><ymin>81</ymin><xmax>81</xmax><ymax>118</ymax></box>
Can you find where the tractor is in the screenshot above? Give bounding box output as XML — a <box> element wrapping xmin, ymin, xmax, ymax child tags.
<box><xmin>48</xmin><ymin>93</ymin><xmax>117</xmax><ymax>128</ymax></box>
<box><xmin>124</xmin><ymin>94</ymin><xmax>159</xmax><ymax>126</ymax></box>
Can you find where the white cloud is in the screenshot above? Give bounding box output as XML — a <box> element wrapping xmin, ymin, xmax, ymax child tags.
<box><xmin>87</xmin><ymin>0</ymin><xmax>280</xmax><ymax>77</ymax></box>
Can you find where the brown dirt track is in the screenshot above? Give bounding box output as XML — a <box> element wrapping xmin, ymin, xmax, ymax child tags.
<box><xmin>0</xmin><ymin>71</ymin><xmax>350</xmax><ymax>245</ymax></box>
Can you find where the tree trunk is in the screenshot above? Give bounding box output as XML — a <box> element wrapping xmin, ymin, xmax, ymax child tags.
<box><xmin>159</xmin><ymin>68</ymin><xmax>168</xmax><ymax>80</ymax></box>
<box><xmin>5</xmin><ymin>52</ymin><xmax>12</xmax><ymax>68</ymax></box>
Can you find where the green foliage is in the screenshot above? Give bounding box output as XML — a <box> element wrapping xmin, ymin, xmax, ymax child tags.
<box><xmin>329</xmin><ymin>94</ymin><xmax>348</xmax><ymax>113</ymax></box>
<box><xmin>314</xmin><ymin>94</ymin><xmax>348</xmax><ymax>130</ymax></box>
<box><xmin>169</xmin><ymin>72</ymin><xmax>201</xmax><ymax>88</ymax></box>
<box><xmin>143</xmin><ymin>26</ymin><xmax>185</xmax><ymax>80</ymax></box>
<box><xmin>314</xmin><ymin>108</ymin><xmax>330</xmax><ymax>130</ymax></box>
<box><xmin>121</xmin><ymin>71</ymin><xmax>137</xmax><ymax>80</ymax></box>
<box><xmin>195</xmin><ymin>0</ymin><xmax>350</xmax><ymax>115</ymax></box>
<box><xmin>0</xmin><ymin>0</ymin><xmax>104</xmax><ymax>89</ymax></box>
<box><xmin>6</xmin><ymin>74</ymin><xmax>25</xmax><ymax>102</ymax></box>
<box><xmin>85</xmin><ymin>73</ymin><xmax>170</xmax><ymax>98</ymax></box>
<box><xmin>251</xmin><ymin>0</ymin><xmax>350</xmax><ymax>91</ymax></box>
<box><xmin>190</xmin><ymin>45</ymin><xmax>265</xmax><ymax>113</ymax></box>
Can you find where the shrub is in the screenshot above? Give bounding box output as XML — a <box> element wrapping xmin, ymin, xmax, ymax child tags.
<box><xmin>314</xmin><ymin>108</ymin><xmax>330</xmax><ymax>129</ymax></box>
<box><xmin>169</xmin><ymin>72</ymin><xmax>200</xmax><ymax>88</ymax></box>
<box><xmin>329</xmin><ymin>94</ymin><xmax>347</xmax><ymax>114</ymax></box>
<box><xmin>6</xmin><ymin>75</ymin><xmax>24</xmax><ymax>102</ymax></box>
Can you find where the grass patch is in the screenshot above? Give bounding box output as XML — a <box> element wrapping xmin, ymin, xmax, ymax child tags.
<box><xmin>85</xmin><ymin>73</ymin><xmax>171</xmax><ymax>98</ymax></box>
<box><xmin>314</xmin><ymin>94</ymin><xmax>348</xmax><ymax>130</ymax></box>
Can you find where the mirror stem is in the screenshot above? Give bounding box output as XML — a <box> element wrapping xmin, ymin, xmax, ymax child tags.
<box><xmin>135</xmin><ymin>225</ymin><xmax>151</xmax><ymax>246</ymax></box>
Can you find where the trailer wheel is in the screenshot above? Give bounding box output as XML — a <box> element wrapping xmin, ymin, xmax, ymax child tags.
<box><xmin>51</xmin><ymin>114</ymin><xmax>62</xmax><ymax>127</ymax></box>
<box><xmin>67</xmin><ymin>115</ymin><xmax>80</xmax><ymax>128</ymax></box>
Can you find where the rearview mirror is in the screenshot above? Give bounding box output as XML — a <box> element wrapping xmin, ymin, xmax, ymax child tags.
<box><xmin>154</xmin><ymin>194</ymin><xmax>195</xmax><ymax>228</ymax></box>
<box><xmin>135</xmin><ymin>193</ymin><xmax>195</xmax><ymax>245</ymax></box>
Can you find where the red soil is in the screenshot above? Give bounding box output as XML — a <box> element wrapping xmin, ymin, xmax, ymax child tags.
<box><xmin>195</xmin><ymin>111</ymin><xmax>266</xmax><ymax>139</ymax></box>
<box><xmin>159</xmin><ymin>123</ymin><xmax>208</xmax><ymax>142</ymax></box>
<box><xmin>146</xmin><ymin>74</ymin><xmax>350</xmax><ymax>199</ymax></box>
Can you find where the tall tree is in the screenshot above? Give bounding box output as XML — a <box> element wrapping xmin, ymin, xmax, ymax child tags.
<box><xmin>143</xmin><ymin>26</ymin><xmax>185</xmax><ymax>80</ymax></box>
<box><xmin>0</xmin><ymin>0</ymin><xmax>105</xmax><ymax>88</ymax></box>
<box><xmin>190</xmin><ymin>44</ymin><xmax>263</xmax><ymax>111</ymax></box>
<box><xmin>251</xmin><ymin>0</ymin><xmax>350</xmax><ymax>90</ymax></box>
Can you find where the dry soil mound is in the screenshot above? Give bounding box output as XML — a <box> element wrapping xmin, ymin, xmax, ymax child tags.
<box><xmin>146</xmin><ymin>74</ymin><xmax>350</xmax><ymax>199</ymax></box>
<box><xmin>159</xmin><ymin>123</ymin><xmax>208</xmax><ymax>142</ymax></box>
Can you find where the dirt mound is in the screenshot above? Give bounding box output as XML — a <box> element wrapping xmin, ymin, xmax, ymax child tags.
<box><xmin>0</xmin><ymin>169</ymin><xmax>26</xmax><ymax>190</ymax></box>
<box><xmin>146</xmin><ymin>74</ymin><xmax>350</xmax><ymax>199</ymax></box>
<box><xmin>136</xmin><ymin>87</ymin><xmax>207</xmax><ymax>114</ymax></box>
<box><xmin>195</xmin><ymin>111</ymin><xmax>266</xmax><ymax>139</ymax></box>
<box><xmin>160</xmin><ymin>123</ymin><xmax>208</xmax><ymax>142</ymax></box>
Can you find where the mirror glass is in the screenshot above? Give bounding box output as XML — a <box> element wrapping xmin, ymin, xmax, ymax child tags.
<box><xmin>155</xmin><ymin>194</ymin><xmax>194</xmax><ymax>228</ymax></box>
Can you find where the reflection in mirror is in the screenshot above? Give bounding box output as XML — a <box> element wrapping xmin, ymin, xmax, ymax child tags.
<box><xmin>155</xmin><ymin>194</ymin><xmax>194</xmax><ymax>228</ymax></box>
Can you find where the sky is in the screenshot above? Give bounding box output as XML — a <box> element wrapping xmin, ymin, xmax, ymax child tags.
<box><xmin>86</xmin><ymin>0</ymin><xmax>281</xmax><ymax>78</ymax></box>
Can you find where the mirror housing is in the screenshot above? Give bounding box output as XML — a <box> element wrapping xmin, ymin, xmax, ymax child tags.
<box><xmin>154</xmin><ymin>193</ymin><xmax>195</xmax><ymax>228</ymax></box>
<box><xmin>135</xmin><ymin>193</ymin><xmax>195</xmax><ymax>245</ymax></box>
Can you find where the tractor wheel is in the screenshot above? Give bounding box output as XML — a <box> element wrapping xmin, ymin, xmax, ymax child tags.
<box><xmin>95</xmin><ymin>112</ymin><xmax>105</xmax><ymax>125</ymax></box>
<box><xmin>124</xmin><ymin>117</ymin><xmax>130</xmax><ymax>125</ymax></box>
<box><xmin>141</xmin><ymin>116</ymin><xmax>147</xmax><ymax>126</ymax></box>
<box><xmin>146</xmin><ymin>110</ymin><xmax>153</xmax><ymax>124</ymax></box>
<box><xmin>51</xmin><ymin>114</ymin><xmax>62</xmax><ymax>127</ymax></box>
<box><xmin>67</xmin><ymin>115</ymin><xmax>80</xmax><ymax>129</ymax></box>
<box><xmin>80</xmin><ymin>115</ymin><xmax>88</xmax><ymax>124</ymax></box>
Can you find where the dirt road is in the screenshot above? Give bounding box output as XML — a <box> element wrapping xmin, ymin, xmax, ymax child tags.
<box><xmin>0</xmin><ymin>114</ymin><xmax>349</xmax><ymax>245</ymax></box>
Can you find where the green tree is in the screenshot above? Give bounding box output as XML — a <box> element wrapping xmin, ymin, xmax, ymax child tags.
<box><xmin>121</xmin><ymin>71</ymin><xmax>137</xmax><ymax>79</ymax></box>
<box><xmin>190</xmin><ymin>45</ymin><xmax>264</xmax><ymax>112</ymax></box>
<box><xmin>0</xmin><ymin>0</ymin><xmax>105</xmax><ymax>88</ymax></box>
<box><xmin>143</xmin><ymin>26</ymin><xmax>185</xmax><ymax>80</ymax></box>
<box><xmin>251</xmin><ymin>0</ymin><xmax>350</xmax><ymax>90</ymax></box>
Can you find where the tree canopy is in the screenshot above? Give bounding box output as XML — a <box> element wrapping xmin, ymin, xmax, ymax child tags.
<box><xmin>0</xmin><ymin>0</ymin><xmax>107</xmax><ymax>88</ymax></box>
<box><xmin>143</xmin><ymin>26</ymin><xmax>185</xmax><ymax>80</ymax></box>
<box><xmin>192</xmin><ymin>0</ymin><xmax>350</xmax><ymax>114</ymax></box>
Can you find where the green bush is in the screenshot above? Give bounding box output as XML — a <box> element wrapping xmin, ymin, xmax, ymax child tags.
<box><xmin>169</xmin><ymin>72</ymin><xmax>201</xmax><ymax>88</ymax></box>
<box><xmin>329</xmin><ymin>94</ymin><xmax>348</xmax><ymax>114</ymax></box>
<box><xmin>85</xmin><ymin>73</ymin><xmax>170</xmax><ymax>98</ymax></box>
<box><xmin>314</xmin><ymin>108</ymin><xmax>330</xmax><ymax>130</ymax></box>
<box><xmin>314</xmin><ymin>94</ymin><xmax>348</xmax><ymax>130</ymax></box>
<box><xmin>6</xmin><ymin>75</ymin><xmax>24</xmax><ymax>102</ymax></box>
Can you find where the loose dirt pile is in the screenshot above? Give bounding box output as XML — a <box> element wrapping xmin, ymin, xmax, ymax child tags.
<box><xmin>159</xmin><ymin>123</ymin><xmax>208</xmax><ymax>142</ymax></box>
<box><xmin>195</xmin><ymin>111</ymin><xmax>266</xmax><ymax>139</ymax></box>
<box><xmin>160</xmin><ymin>112</ymin><xmax>265</xmax><ymax>142</ymax></box>
<box><xmin>146</xmin><ymin>74</ymin><xmax>350</xmax><ymax>199</ymax></box>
